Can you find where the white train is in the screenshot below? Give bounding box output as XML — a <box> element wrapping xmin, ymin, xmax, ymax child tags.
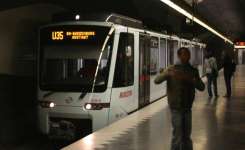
<box><xmin>38</xmin><ymin>13</ymin><xmax>206</xmax><ymax>140</ymax></box>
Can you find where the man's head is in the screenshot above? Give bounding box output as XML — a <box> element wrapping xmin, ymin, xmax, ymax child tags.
<box><xmin>177</xmin><ymin>47</ymin><xmax>191</xmax><ymax>64</ymax></box>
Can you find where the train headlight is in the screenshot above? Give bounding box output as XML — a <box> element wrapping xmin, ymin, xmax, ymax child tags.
<box><xmin>84</xmin><ymin>103</ymin><xmax>110</xmax><ymax>110</ymax></box>
<box><xmin>39</xmin><ymin>101</ymin><xmax>56</xmax><ymax>108</ymax></box>
<box><xmin>85</xmin><ymin>103</ymin><xmax>92</xmax><ymax>110</ymax></box>
<box><xmin>49</xmin><ymin>102</ymin><xmax>55</xmax><ymax>108</ymax></box>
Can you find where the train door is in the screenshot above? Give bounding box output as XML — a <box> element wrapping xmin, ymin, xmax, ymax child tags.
<box><xmin>146</xmin><ymin>36</ymin><xmax>168</xmax><ymax>103</ymax></box>
<box><xmin>139</xmin><ymin>33</ymin><xmax>151</xmax><ymax>108</ymax></box>
<box><xmin>109</xmin><ymin>30</ymin><xmax>137</xmax><ymax>124</ymax></box>
<box><xmin>242</xmin><ymin>51</ymin><xmax>245</xmax><ymax>64</ymax></box>
<box><xmin>238</xmin><ymin>49</ymin><xmax>245</xmax><ymax>64</ymax></box>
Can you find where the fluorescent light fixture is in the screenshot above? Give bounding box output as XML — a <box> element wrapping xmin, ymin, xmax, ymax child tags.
<box><xmin>160</xmin><ymin>0</ymin><xmax>234</xmax><ymax>45</ymax></box>
<box><xmin>235</xmin><ymin>45</ymin><xmax>245</xmax><ymax>49</ymax></box>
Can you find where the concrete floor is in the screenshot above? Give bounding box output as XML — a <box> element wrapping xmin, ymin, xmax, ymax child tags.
<box><xmin>64</xmin><ymin>65</ymin><xmax>245</xmax><ymax>150</ymax></box>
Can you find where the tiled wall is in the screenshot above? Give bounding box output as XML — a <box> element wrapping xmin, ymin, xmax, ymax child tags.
<box><xmin>0</xmin><ymin>3</ymin><xmax>65</xmax><ymax>144</ymax></box>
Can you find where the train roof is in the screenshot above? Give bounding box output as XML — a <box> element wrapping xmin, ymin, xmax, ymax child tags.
<box><xmin>52</xmin><ymin>12</ymin><xmax>143</xmax><ymax>29</ymax></box>
<box><xmin>49</xmin><ymin>12</ymin><xmax>205</xmax><ymax>46</ymax></box>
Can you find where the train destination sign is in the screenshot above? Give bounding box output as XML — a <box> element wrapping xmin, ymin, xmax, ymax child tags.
<box><xmin>51</xmin><ymin>31</ymin><xmax>96</xmax><ymax>41</ymax></box>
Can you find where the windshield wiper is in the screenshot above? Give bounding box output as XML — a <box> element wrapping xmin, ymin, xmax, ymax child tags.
<box><xmin>79</xmin><ymin>92</ymin><xmax>87</xmax><ymax>100</ymax></box>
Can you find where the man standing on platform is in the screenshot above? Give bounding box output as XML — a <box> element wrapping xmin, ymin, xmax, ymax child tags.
<box><xmin>154</xmin><ymin>47</ymin><xmax>205</xmax><ymax>150</ymax></box>
<box><xmin>223</xmin><ymin>53</ymin><xmax>236</xmax><ymax>98</ymax></box>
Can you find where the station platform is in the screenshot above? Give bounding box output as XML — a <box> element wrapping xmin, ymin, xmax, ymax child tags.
<box><xmin>63</xmin><ymin>65</ymin><xmax>245</xmax><ymax>150</ymax></box>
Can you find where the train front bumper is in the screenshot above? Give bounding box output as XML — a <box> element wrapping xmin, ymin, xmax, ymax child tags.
<box><xmin>38</xmin><ymin>106</ymin><xmax>92</xmax><ymax>140</ymax></box>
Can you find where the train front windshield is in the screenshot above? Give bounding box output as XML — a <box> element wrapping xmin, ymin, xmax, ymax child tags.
<box><xmin>39</xmin><ymin>25</ymin><xmax>114</xmax><ymax>92</ymax></box>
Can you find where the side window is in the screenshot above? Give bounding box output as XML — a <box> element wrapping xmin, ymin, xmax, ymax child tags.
<box><xmin>196</xmin><ymin>45</ymin><xmax>202</xmax><ymax>65</ymax></box>
<box><xmin>159</xmin><ymin>38</ymin><xmax>167</xmax><ymax>71</ymax></box>
<box><xmin>173</xmin><ymin>40</ymin><xmax>179</xmax><ymax>64</ymax></box>
<box><xmin>167</xmin><ymin>40</ymin><xmax>180</xmax><ymax>65</ymax></box>
<box><xmin>190</xmin><ymin>44</ymin><xmax>197</xmax><ymax>66</ymax></box>
<box><xmin>150</xmin><ymin>37</ymin><xmax>159</xmax><ymax>75</ymax></box>
<box><xmin>113</xmin><ymin>33</ymin><xmax>134</xmax><ymax>87</ymax></box>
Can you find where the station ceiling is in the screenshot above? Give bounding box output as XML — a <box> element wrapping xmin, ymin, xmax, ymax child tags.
<box><xmin>192</xmin><ymin>0</ymin><xmax>245</xmax><ymax>41</ymax></box>
<box><xmin>1</xmin><ymin>0</ymin><xmax>245</xmax><ymax>41</ymax></box>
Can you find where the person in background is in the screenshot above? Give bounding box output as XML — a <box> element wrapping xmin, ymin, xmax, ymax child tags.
<box><xmin>223</xmin><ymin>53</ymin><xmax>236</xmax><ymax>98</ymax></box>
<box><xmin>154</xmin><ymin>47</ymin><xmax>205</xmax><ymax>150</ymax></box>
<box><xmin>204</xmin><ymin>52</ymin><xmax>219</xmax><ymax>98</ymax></box>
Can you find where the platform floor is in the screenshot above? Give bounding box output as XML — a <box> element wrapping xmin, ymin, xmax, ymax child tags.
<box><xmin>63</xmin><ymin>65</ymin><xmax>245</xmax><ymax>150</ymax></box>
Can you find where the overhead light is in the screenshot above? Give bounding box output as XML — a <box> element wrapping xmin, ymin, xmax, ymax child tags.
<box><xmin>235</xmin><ymin>45</ymin><xmax>245</xmax><ymax>49</ymax></box>
<box><xmin>75</xmin><ymin>14</ymin><xmax>80</xmax><ymax>20</ymax></box>
<box><xmin>186</xmin><ymin>18</ymin><xmax>192</xmax><ymax>24</ymax></box>
<box><xmin>160</xmin><ymin>0</ymin><xmax>234</xmax><ymax>45</ymax></box>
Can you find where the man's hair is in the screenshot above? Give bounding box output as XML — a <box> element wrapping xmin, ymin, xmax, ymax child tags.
<box><xmin>177</xmin><ymin>47</ymin><xmax>190</xmax><ymax>56</ymax></box>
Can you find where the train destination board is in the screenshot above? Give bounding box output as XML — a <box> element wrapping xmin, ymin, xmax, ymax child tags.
<box><xmin>51</xmin><ymin>31</ymin><xmax>96</xmax><ymax>41</ymax></box>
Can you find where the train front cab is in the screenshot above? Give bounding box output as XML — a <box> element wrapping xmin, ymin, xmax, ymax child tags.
<box><xmin>37</xmin><ymin>22</ymin><xmax>117</xmax><ymax>140</ymax></box>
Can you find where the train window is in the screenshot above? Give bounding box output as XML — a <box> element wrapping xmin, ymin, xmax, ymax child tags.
<box><xmin>167</xmin><ymin>40</ymin><xmax>178</xmax><ymax>65</ymax></box>
<box><xmin>113</xmin><ymin>33</ymin><xmax>134</xmax><ymax>87</ymax></box>
<box><xmin>197</xmin><ymin>46</ymin><xmax>203</xmax><ymax>65</ymax></box>
<box><xmin>189</xmin><ymin>45</ymin><xmax>194</xmax><ymax>65</ymax></box>
<box><xmin>192</xmin><ymin>45</ymin><xmax>202</xmax><ymax>66</ymax></box>
<box><xmin>195</xmin><ymin>45</ymin><xmax>199</xmax><ymax>65</ymax></box>
<box><xmin>159</xmin><ymin>38</ymin><xmax>167</xmax><ymax>71</ymax></box>
<box><xmin>150</xmin><ymin>37</ymin><xmax>159</xmax><ymax>75</ymax></box>
<box><xmin>39</xmin><ymin>25</ymin><xmax>114</xmax><ymax>92</ymax></box>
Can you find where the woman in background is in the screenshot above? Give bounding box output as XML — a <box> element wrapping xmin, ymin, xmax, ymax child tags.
<box><xmin>204</xmin><ymin>52</ymin><xmax>218</xmax><ymax>98</ymax></box>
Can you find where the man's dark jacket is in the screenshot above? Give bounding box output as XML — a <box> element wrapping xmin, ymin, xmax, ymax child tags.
<box><xmin>155</xmin><ymin>64</ymin><xmax>205</xmax><ymax>111</ymax></box>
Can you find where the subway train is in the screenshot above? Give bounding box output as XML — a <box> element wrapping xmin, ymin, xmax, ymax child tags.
<box><xmin>38</xmin><ymin>13</ymin><xmax>206</xmax><ymax>140</ymax></box>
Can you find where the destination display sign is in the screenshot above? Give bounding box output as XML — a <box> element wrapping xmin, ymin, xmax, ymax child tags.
<box><xmin>40</xmin><ymin>25</ymin><xmax>111</xmax><ymax>45</ymax></box>
<box><xmin>51</xmin><ymin>31</ymin><xmax>96</xmax><ymax>41</ymax></box>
